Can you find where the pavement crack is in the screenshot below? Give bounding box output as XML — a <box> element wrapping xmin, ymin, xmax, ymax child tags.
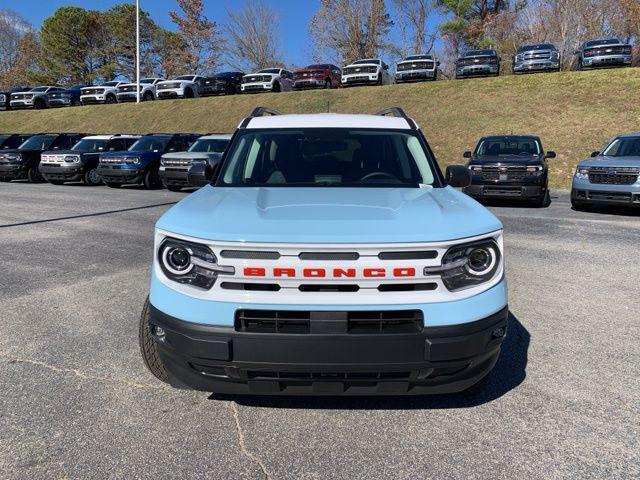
<box><xmin>1</xmin><ymin>351</ymin><xmax>167</xmax><ymax>390</ymax></box>
<box><xmin>229</xmin><ymin>402</ymin><xmax>272</xmax><ymax>480</ymax></box>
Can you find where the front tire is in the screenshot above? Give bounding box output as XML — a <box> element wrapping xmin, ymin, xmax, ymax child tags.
<box><xmin>143</xmin><ymin>169</ymin><xmax>161</xmax><ymax>189</ymax></box>
<box><xmin>571</xmin><ymin>197</ymin><xmax>591</xmax><ymax>211</ymax></box>
<box><xmin>139</xmin><ymin>298</ymin><xmax>169</xmax><ymax>384</ymax></box>
<box><xmin>143</xmin><ymin>91</ymin><xmax>154</xmax><ymax>101</ymax></box>
<box><xmin>34</xmin><ymin>98</ymin><xmax>46</xmax><ymax>109</ymax></box>
<box><xmin>27</xmin><ymin>165</ymin><xmax>44</xmax><ymax>183</ymax></box>
<box><xmin>271</xmin><ymin>82</ymin><xmax>281</xmax><ymax>93</ymax></box>
<box><xmin>83</xmin><ymin>166</ymin><xmax>102</xmax><ymax>186</ymax></box>
<box><xmin>105</xmin><ymin>94</ymin><xmax>117</xmax><ymax>104</ymax></box>
<box><xmin>533</xmin><ymin>190</ymin><xmax>551</xmax><ymax>207</ymax></box>
<box><xmin>324</xmin><ymin>79</ymin><xmax>331</xmax><ymax>89</ymax></box>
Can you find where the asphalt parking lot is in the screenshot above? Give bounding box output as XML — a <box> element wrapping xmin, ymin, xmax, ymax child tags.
<box><xmin>1</xmin><ymin>182</ymin><xmax>638</xmax><ymax>479</ymax></box>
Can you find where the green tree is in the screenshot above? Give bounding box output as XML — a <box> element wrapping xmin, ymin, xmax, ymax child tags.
<box><xmin>152</xmin><ymin>29</ymin><xmax>188</xmax><ymax>78</ymax></box>
<box><xmin>39</xmin><ymin>6</ymin><xmax>107</xmax><ymax>84</ymax></box>
<box><xmin>437</xmin><ymin>0</ymin><xmax>509</xmax><ymax>52</ymax></box>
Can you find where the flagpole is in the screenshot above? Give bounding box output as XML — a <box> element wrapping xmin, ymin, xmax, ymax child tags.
<box><xmin>136</xmin><ymin>0</ymin><xmax>140</xmax><ymax>103</ymax></box>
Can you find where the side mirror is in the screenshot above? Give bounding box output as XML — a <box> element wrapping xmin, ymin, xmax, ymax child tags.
<box><xmin>545</xmin><ymin>151</ymin><xmax>556</xmax><ymax>159</ymax></box>
<box><xmin>436</xmin><ymin>61</ymin><xmax>441</xmax><ymax>66</ymax></box>
<box><xmin>383</xmin><ymin>64</ymin><xmax>389</xmax><ymax>70</ymax></box>
<box><xmin>591</xmin><ymin>151</ymin><xmax>600</xmax><ymax>157</ymax></box>
<box><xmin>446</xmin><ymin>164</ymin><xmax>472</xmax><ymax>188</ymax></box>
<box><xmin>463</xmin><ymin>151</ymin><xmax>472</xmax><ymax>159</ymax></box>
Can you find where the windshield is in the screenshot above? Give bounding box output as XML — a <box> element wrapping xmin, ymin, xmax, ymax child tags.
<box><xmin>140</xmin><ymin>78</ymin><xmax>155</xmax><ymax>84</ymax></box>
<box><xmin>306</xmin><ymin>64</ymin><xmax>329</xmax><ymax>69</ymax></box>
<box><xmin>19</xmin><ymin>135</ymin><xmax>56</xmax><ymax>150</ymax></box>
<box><xmin>219</xmin><ymin>128</ymin><xmax>436</xmax><ymax>188</ymax></box>
<box><xmin>518</xmin><ymin>44</ymin><xmax>555</xmax><ymax>52</ymax></box>
<box><xmin>585</xmin><ymin>39</ymin><xmax>620</xmax><ymax>47</ymax></box>
<box><xmin>175</xmin><ymin>76</ymin><xmax>195</xmax><ymax>81</ymax></box>
<box><xmin>216</xmin><ymin>72</ymin><xmax>238</xmax><ymax>78</ymax></box>
<box><xmin>465</xmin><ymin>50</ymin><xmax>494</xmax><ymax>56</ymax></box>
<box><xmin>353</xmin><ymin>59</ymin><xmax>380</xmax><ymax>65</ymax></box>
<box><xmin>405</xmin><ymin>55</ymin><xmax>432</xmax><ymax>61</ymax></box>
<box><xmin>476</xmin><ymin>138</ymin><xmax>541</xmax><ymax>156</ymax></box>
<box><xmin>31</xmin><ymin>87</ymin><xmax>49</xmax><ymax>92</ymax></box>
<box><xmin>258</xmin><ymin>69</ymin><xmax>280</xmax><ymax>74</ymax></box>
<box><xmin>189</xmin><ymin>139</ymin><xmax>229</xmax><ymax>153</ymax></box>
<box><xmin>103</xmin><ymin>82</ymin><xmax>119</xmax><ymax>87</ymax></box>
<box><xmin>72</xmin><ymin>138</ymin><xmax>108</xmax><ymax>151</ymax></box>
<box><xmin>602</xmin><ymin>137</ymin><xmax>640</xmax><ymax>157</ymax></box>
<box><xmin>129</xmin><ymin>137</ymin><xmax>170</xmax><ymax>152</ymax></box>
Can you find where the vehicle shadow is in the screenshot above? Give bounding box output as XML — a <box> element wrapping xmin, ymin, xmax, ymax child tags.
<box><xmin>210</xmin><ymin>311</ymin><xmax>530</xmax><ymax>410</ymax></box>
<box><xmin>574</xmin><ymin>204</ymin><xmax>640</xmax><ymax>217</ymax></box>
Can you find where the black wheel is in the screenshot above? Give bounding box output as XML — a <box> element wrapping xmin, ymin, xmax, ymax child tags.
<box><xmin>105</xmin><ymin>181</ymin><xmax>122</xmax><ymax>188</ymax></box>
<box><xmin>27</xmin><ymin>165</ymin><xmax>44</xmax><ymax>183</ymax></box>
<box><xmin>533</xmin><ymin>190</ymin><xmax>551</xmax><ymax>208</ymax></box>
<box><xmin>377</xmin><ymin>75</ymin><xmax>382</xmax><ymax>85</ymax></box>
<box><xmin>105</xmin><ymin>94</ymin><xmax>117</xmax><ymax>104</ymax></box>
<box><xmin>34</xmin><ymin>98</ymin><xmax>46</xmax><ymax>109</ymax></box>
<box><xmin>139</xmin><ymin>298</ymin><xmax>169</xmax><ymax>384</ymax></box>
<box><xmin>271</xmin><ymin>82</ymin><xmax>281</xmax><ymax>92</ymax></box>
<box><xmin>324</xmin><ymin>79</ymin><xmax>331</xmax><ymax>89</ymax></box>
<box><xmin>72</xmin><ymin>99</ymin><xmax>81</xmax><ymax>107</ymax></box>
<box><xmin>184</xmin><ymin>88</ymin><xmax>194</xmax><ymax>98</ymax></box>
<box><xmin>48</xmin><ymin>180</ymin><xmax>64</xmax><ymax>185</ymax></box>
<box><xmin>83</xmin><ymin>166</ymin><xmax>102</xmax><ymax>186</ymax></box>
<box><xmin>143</xmin><ymin>91</ymin><xmax>154</xmax><ymax>101</ymax></box>
<box><xmin>166</xmin><ymin>185</ymin><xmax>182</xmax><ymax>192</ymax></box>
<box><xmin>571</xmin><ymin>197</ymin><xmax>590</xmax><ymax>211</ymax></box>
<box><xmin>143</xmin><ymin>168</ymin><xmax>161</xmax><ymax>189</ymax></box>
<box><xmin>578</xmin><ymin>60</ymin><xmax>583</xmax><ymax>71</ymax></box>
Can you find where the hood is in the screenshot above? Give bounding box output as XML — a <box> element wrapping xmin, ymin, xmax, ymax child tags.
<box><xmin>156</xmin><ymin>186</ymin><xmax>502</xmax><ymax>244</ymax></box>
<box><xmin>577</xmin><ymin>155</ymin><xmax>640</xmax><ymax>168</ymax></box>
<box><xmin>161</xmin><ymin>152</ymin><xmax>218</xmax><ymax>159</ymax></box>
<box><xmin>346</xmin><ymin>63</ymin><xmax>379</xmax><ymax>68</ymax></box>
<box><xmin>43</xmin><ymin>149</ymin><xmax>97</xmax><ymax>156</ymax></box>
<box><xmin>473</xmin><ymin>154</ymin><xmax>543</xmax><ymax>165</ymax></box>
<box><xmin>294</xmin><ymin>68</ymin><xmax>326</xmax><ymax>74</ymax></box>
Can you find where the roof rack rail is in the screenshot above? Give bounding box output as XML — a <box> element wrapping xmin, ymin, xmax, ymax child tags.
<box><xmin>240</xmin><ymin>107</ymin><xmax>282</xmax><ymax>128</ymax></box>
<box><xmin>375</xmin><ymin>107</ymin><xmax>416</xmax><ymax>129</ymax></box>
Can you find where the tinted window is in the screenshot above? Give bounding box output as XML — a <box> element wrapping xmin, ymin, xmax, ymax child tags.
<box><xmin>405</xmin><ymin>55</ymin><xmax>433</xmax><ymax>61</ymax></box>
<box><xmin>476</xmin><ymin>138</ymin><xmax>541</xmax><ymax>156</ymax></box>
<box><xmin>19</xmin><ymin>135</ymin><xmax>57</xmax><ymax>150</ymax></box>
<box><xmin>306</xmin><ymin>64</ymin><xmax>329</xmax><ymax>69</ymax></box>
<box><xmin>166</xmin><ymin>139</ymin><xmax>190</xmax><ymax>152</ymax></box>
<box><xmin>129</xmin><ymin>137</ymin><xmax>170</xmax><ymax>152</ymax></box>
<box><xmin>103</xmin><ymin>81</ymin><xmax>120</xmax><ymax>87</ymax></box>
<box><xmin>353</xmin><ymin>59</ymin><xmax>381</xmax><ymax>65</ymax></box>
<box><xmin>176</xmin><ymin>76</ymin><xmax>195</xmax><ymax>81</ymax></box>
<box><xmin>219</xmin><ymin>129</ymin><xmax>436</xmax><ymax>188</ymax></box>
<box><xmin>31</xmin><ymin>87</ymin><xmax>49</xmax><ymax>92</ymax></box>
<box><xmin>585</xmin><ymin>39</ymin><xmax>621</xmax><ymax>47</ymax></box>
<box><xmin>259</xmin><ymin>69</ymin><xmax>281</xmax><ymax>74</ymax></box>
<box><xmin>140</xmin><ymin>78</ymin><xmax>156</xmax><ymax>84</ymax></box>
<box><xmin>517</xmin><ymin>44</ymin><xmax>555</xmax><ymax>52</ymax></box>
<box><xmin>0</xmin><ymin>135</ymin><xmax>9</xmax><ymax>144</ymax></box>
<box><xmin>602</xmin><ymin>137</ymin><xmax>640</xmax><ymax>157</ymax></box>
<box><xmin>189</xmin><ymin>139</ymin><xmax>229</xmax><ymax>153</ymax></box>
<box><xmin>72</xmin><ymin>138</ymin><xmax>109</xmax><ymax>151</ymax></box>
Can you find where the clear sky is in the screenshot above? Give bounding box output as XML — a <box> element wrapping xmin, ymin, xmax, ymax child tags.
<box><xmin>0</xmin><ymin>0</ymin><xmax>444</xmax><ymax>68</ymax></box>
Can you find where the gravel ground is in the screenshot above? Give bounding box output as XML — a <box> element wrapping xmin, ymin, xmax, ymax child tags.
<box><xmin>1</xmin><ymin>182</ymin><xmax>638</xmax><ymax>480</ymax></box>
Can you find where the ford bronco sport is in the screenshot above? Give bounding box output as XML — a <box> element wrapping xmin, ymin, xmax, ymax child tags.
<box><xmin>139</xmin><ymin>107</ymin><xmax>508</xmax><ymax>396</ymax></box>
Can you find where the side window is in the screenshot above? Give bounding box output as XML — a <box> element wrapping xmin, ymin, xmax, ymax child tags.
<box><xmin>51</xmin><ymin>136</ymin><xmax>65</xmax><ymax>150</ymax></box>
<box><xmin>167</xmin><ymin>139</ymin><xmax>187</xmax><ymax>152</ymax></box>
<box><xmin>108</xmin><ymin>139</ymin><xmax>124</xmax><ymax>151</ymax></box>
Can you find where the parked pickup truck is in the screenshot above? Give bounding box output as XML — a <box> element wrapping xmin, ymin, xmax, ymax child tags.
<box><xmin>40</xmin><ymin>135</ymin><xmax>140</xmax><ymax>186</ymax></box>
<box><xmin>117</xmin><ymin>78</ymin><xmax>164</xmax><ymax>102</ymax></box>
<box><xmin>512</xmin><ymin>43</ymin><xmax>560</xmax><ymax>73</ymax></box>
<box><xmin>98</xmin><ymin>133</ymin><xmax>199</xmax><ymax>189</ymax></box>
<box><xmin>575</xmin><ymin>38</ymin><xmax>632</xmax><ymax>70</ymax></box>
<box><xmin>455</xmin><ymin>50</ymin><xmax>500</xmax><ymax>78</ymax></box>
<box><xmin>199</xmin><ymin>72</ymin><xmax>245</xmax><ymax>96</ymax></box>
<box><xmin>241</xmin><ymin>68</ymin><xmax>294</xmax><ymax>93</ymax></box>
<box><xmin>48</xmin><ymin>84</ymin><xmax>85</xmax><ymax>107</ymax></box>
<box><xmin>463</xmin><ymin>135</ymin><xmax>555</xmax><ymax>206</ymax></box>
<box><xmin>341</xmin><ymin>58</ymin><xmax>392</xmax><ymax>86</ymax></box>
<box><xmin>571</xmin><ymin>132</ymin><xmax>640</xmax><ymax>210</ymax></box>
<box><xmin>0</xmin><ymin>133</ymin><xmax>87</xmax><ymax>182</ymax></box>
<box><xmin>395</xmin><ymin>54</ymin><xmax>439</xmax><ymax>82</ymax></box>
<box><xmin>0</xmin><ymin>87</ymin><xmax>30</xmax><ymax>110</ymax></box>
<box><xmin>293</xmin><ymin>64</ymin><xmax>342</xmax><ymax>90</ymax></box>
<box><xmin>156</xmin><ymin>76</ymin><xmax>203</xmax><ymax>100</ymax></box>
<box><xmin>139</xmin><ymin>106</ymin><xmax>508</xmax><ymax>396</ymax></box>
<box><xmin>10</xmin><ymin>86</ymin><xmax>67</xmax><ymax>109</ymax></box>
<box><xmin>80</xmin><ymin>81</ymin><xmax>125</xmax><ymax>105</ymax></box>
<box><xmin>159</xmin><ymin>134</ymin><xmax>231</xmax><ymax>191</ymax></box>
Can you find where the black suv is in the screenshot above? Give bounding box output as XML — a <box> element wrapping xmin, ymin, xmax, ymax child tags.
<box><xmin>0</xmin><ymin>134</ymin><xmax>34</xmax><ymax>150</ymax></box>
<box><xmin>463</xmin><ymin>135</ymin><xmax>556</xmax><ymax>206</ymax></box>
<box><xmin>40</xmin><ymin>135</ymin><xmax>140</xmax><ymax>186</ymax></box>
<box><xmin>0</xmin><ymin>133</ymin><xmax>87</xmax><ymax>182</ymax></box>
<box><xmin>0</xmin><ymin>87</ymin><xmax>30</xmax><ymax>111</ymax></box>
<box><xmin>199</xmin><ymin>72</ymin><xmax>245</xmax><ymax>96</ymax></box>
<box><xmin>455</xmin><ymin>49</ymin><xmax>500</xmax><ymax>78</ymax></box>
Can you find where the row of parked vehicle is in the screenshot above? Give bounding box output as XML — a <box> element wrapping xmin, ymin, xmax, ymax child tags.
<box><xmin>0</xmin><ymin>127</ymin><xmax>637</xmax><ymax>211</ymax></box>
<box><xmin>0</xmin><ymin>132</ymin><xmax>230</xmax><ymax>190</ymax></box>
<box><xmin>1</xmin><ymin>37</ymin><xmax>632</xmax><ymax>110</ymax></box>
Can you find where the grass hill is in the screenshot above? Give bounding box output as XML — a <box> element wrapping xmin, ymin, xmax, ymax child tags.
<box><xmin>1</xmin><ymin>68</ymin><xmax>639</xmax><ymax>188</ymax></box>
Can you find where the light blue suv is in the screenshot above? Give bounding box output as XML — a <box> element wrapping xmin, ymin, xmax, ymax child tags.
<box><xmin>571</xmin><ymin>132</ymin><xmax>640</xmax><ymax>210</ymax></box>
<box><xmin>139</xmin><ymin>107</ymin><xmax>509</xmax><ymax>396</ymax></box>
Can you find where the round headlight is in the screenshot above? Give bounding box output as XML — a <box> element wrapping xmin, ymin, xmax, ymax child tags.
<box><xmin>162</xmin><ymin>245</ymin><xmax>193</xmax><ymax>275</ymax></box>
<box><xmin>466</xmin><ymin>245</ymin><xmax>497</xmax><ymax>276</ymax></box>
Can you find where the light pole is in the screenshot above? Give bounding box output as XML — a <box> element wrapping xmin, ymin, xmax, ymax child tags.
<box><xmin>135</xmin><ymin>0</ymin><xmax>140</xmax><ymax>103</ymax></box>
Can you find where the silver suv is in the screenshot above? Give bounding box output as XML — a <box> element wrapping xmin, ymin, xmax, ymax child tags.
<box><xmin>575</xmin><ymin>38</ymin><xmax>632</xmax><ymax>70</ymax></box>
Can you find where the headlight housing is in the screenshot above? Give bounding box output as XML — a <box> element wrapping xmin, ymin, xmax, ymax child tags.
<box><xmin>127</xmin><ymin>156</ymin><xmax>140</xmax><ymax>164</ymax></box>
<box><xmin>64</xmin><ymin>155</ymin><xmax>80</xmax><ymax>163</ymax></box>
<box><xmin>574</xmin><ymin>167</ymin><xmax>589</xmax><ymax>179</ymax></box>
<box><xmin>425</xmin><ymin>239</ymin><xmax>502</xmax><ymax>292</ymax></box>
<box><xmin>468</xmin><ymin>165</ymin><xmax>482</xmax><ymax>171</ymax></box>
<box><xmin>526</xmin><ymin>165</ymin><xmax>543</xmax><ymax>173</ymax></box>
<box><xmin>158</xmin><ymin>238</ymin><xmax>234</xmax><ymax>290</ymax></box>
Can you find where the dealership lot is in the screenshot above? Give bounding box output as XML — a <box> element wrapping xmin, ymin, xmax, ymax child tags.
<box><xmin>1</xmin><ymin>182</ymin><xmax>638</xmax><ymax>479</ymax></box>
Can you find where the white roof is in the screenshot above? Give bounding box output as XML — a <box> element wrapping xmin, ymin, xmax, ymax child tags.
<box><xmin>244</xmin><ymin>113</ymin><xmax>412</xmax><ymax>130</ymax></box>
<box><xmin>199</xmin><ymin>134</ymin><xmax>232</xmax><ymax>140</ymax></box>
<box><xmin>82</xmin><ymin>135</ymin><xmax>141</xmax><ymax>140</ymax></box>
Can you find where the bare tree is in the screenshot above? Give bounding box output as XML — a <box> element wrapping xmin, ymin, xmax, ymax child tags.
<box><xmin>169</xmin><ymin>0</ymin><xmax>223</xmax><ymax>74</ymax></box>
<box><xmin>0</xmin><ymin>9</ymin><xmax>34</xmax><ymax>88</ymax></box>
<box><xmin>225</xmin><ymin>0</ymin><xmax>283</xmax><ymax>72</ymax></box>
<box><xmin>309</xmin><ymin>0</ymin><xmax>394</xmax><ymax>65</ymax></box>
<box><xmin>393</xmin><ymin>0</ymin><xmax>435</xmax><ymax>57</ymax></box>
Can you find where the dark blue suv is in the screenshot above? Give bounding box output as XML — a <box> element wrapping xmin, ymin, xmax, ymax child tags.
<box><xmin>98</xmin><ymin>134</ymin><xmax>199</xmax><ymax>189</ymax></box>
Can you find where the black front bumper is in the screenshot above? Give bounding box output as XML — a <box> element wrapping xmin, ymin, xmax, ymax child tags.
<box><xmin>157</xmin><ymin>91</ymin><xmax>182</xmax><ymax>99</ymax></box>
<box><xmin>572</xmin><ymin>188</ymin><xmax>640</xmax><ymax>206</ymax></box>
<box><xmin>97</xmin><ymin>166</ymin><xmax>144</xmax><ymax>184</ymax></box>
<box><xmin>159</xmin><ymin>167</ymin><xmax>189</xmax><ymax>186</ymax></box>
<box><xmin>465</xmin><ymin>183</ymin><xmax>545</xmax><ymax>199</ymax></box>
<box><xmin>0</xmin><ymin>163</ymin><xmax>26</xmax><ymax>179</ymax></box>
<box><xmin>40</xmin><ymin>163</ymin><xmax>84</xmax><ymax>182</ymax></box>
<box><xmin>149</xmin><ymin>305</ymin><xmax>509</xmax><ymax>395</ymax></box>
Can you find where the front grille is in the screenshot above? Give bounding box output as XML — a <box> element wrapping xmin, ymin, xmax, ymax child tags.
<box><xmin>161</xmin><ymin>157</ymin><xmax>192</xmax><ymax>167</ymax></box>
<box><xmin>11</xmin><ymin>94</ymin><xmax>30</xmax><ymax>100</ymax></box>
<box><xmin>82</xmin><ymin>88</ymin><xmax>104</xmax><ymax>95</ymax></box>
<box><xmin>41</xmin><ymin>155</ymin><xmax>66</xmax><ymax>163</ymax></box>
<box><xmin>244</xmin><ymin>75</ymin><xmax>270</xmax><ymax>83</ymax></box>
<box><xmin>397</xmin><ymin>61</ymin><xmax>434</xmax><ymax>71</ymax></box>
<box><xmin>118</xmin><ymin>85</ymin><xmax>137</xmax><ymax>93</ymax></box>
<box><xmin>584</xmin><ymin>46</ymin><xmax>628</xmax><ymax>58</ymax></box>
<box><xmin>100</xmin><ymin>156</ymin><xmax>128</xmax><ymax>165</ymax></box>
<box><xmin>294</xmin><ymin>71</ymin><xmax>324</xmax><ymax>79</ymax></box>
<box><xmin>235</xmin><ymin>309</ymin><xmax>424</xmax><ymax>334</ymax></box>
<box><xmin>0</xmin><ymin>94</ymin><xmax>5</xmax><ymax>102</ymax></box>
<box><xmin>480</xmin><ymin>165</ymin><xmax>529</xmax><ymax>182</ymax></box>
<box><xmin>344</xmin><ymin>66</ymin><xmax>377</xmax><ymax>75</ymax></box>
<box><xmin>458</xmin><ymin>57</ymin><xmax>496</xmax><ymax>66</ymax></box>
<box><xmin>158</xmin><ymin>82</ymin><xmax>180</xmax><ymax>89</ymax></box>
<box><xmin>521</xmin><ymin>51</ymin><xmax>552</xmax><ymax>60</ymax></box>
<box><xmin>245</xmin><ymin>370</ymin><xmax>412</xmax><ymax>381</ymax></box>
<box><xmin>588</xmin><ymin>167</ymin><xmax>639</xmax><ymax>185</ymax></box>
<box><xmin>220</xmin><ymin>250</ymin><xmax>280</xmax><ymax>259</ymax></box>
<box><xmin>48</xmin><ymin>92</ymin><xmax>68</xmax><ymax>99</ymax></box>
